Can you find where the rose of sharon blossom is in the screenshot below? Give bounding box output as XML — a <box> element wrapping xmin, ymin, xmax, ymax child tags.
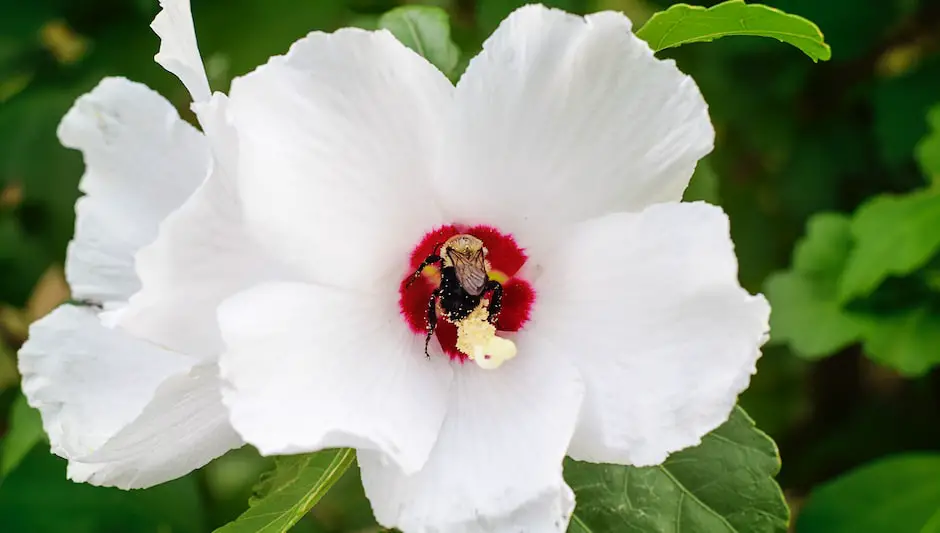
<box><xmin>19</xmin><ymin>1</ymin><xmax>770</xmax><ymax>532</ymax></box>
<box><xmin>18</xmin><ymin>0</ymin><xmax>289</xmax><ymax>489</ymax></box>
<box><xmin>17</xmin><ymin>84</ymin><xmax>246</xmax><ymax>486</ymax></box>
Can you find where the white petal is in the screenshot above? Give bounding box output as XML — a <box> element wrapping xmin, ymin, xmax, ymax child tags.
<box><xmin>120</xmin><ymin>93</ymin><xmax>288</xmax><ymax>358</ymax></box>
<box><xmin>18</xmin><ymin>305</ymin><xmax>192</xmax><ymax>460</ymax></box>
<box><xmin>67</xmin><ymin>365</ymin><xmax>242</xmax><ymax>489</ymax></box>
<box><xmin>122</xmin><ymin>164</ymin><xmax>285</xmax><ymax>359</ymax></box>
<box><xmin>227</xmin><ymin>29</ymin><xmax>452</xmax><ymax>290</ymax></box>
<box><xmin>358</xmin><ymin>336</ymin><xmax>583</xmax><ymax>532</ymax></box>
<box><xmin>472</xmin><ymin>483</ymin><xmax>574</xmax><ymax>533</ymax></box>
<box><xmin>58</xmin><ymin>77</ymin><xmax>209</xmax><ymax>304</ymax></box>
<box><xmin>438</xmin><ymin>6</ymin><xmax>713</xmax><ymax>250</ymax></box>
<box><xmin>532</xmin><ymin>202</ymin><xmax>769</xmax><ymax>466</ymax></box>
<box><xmin>151</xmin><ymin>0</ymin><xmax>210</xmax><ymax>102</ymax></box>
<box><xmin>218</xmin><ymin>282</ymin><xmax>453</xmax><ymax>474</ymax></box>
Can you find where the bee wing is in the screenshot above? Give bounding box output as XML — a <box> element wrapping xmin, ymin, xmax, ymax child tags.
<box><xmin>452</xmin><ymin>249</ymin><xmax>488</xmax><ymax>296</ymax></box>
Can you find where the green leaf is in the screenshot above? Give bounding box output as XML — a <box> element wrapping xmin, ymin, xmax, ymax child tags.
<box><xmin>567</xmin><ymin>406</ymin><xmax>788</xmax><ymax>533</ymax></box>
<box><xmin>767</xmin><ymin>203</ymin><xmax>940</xmax><ymax>372</ymax></box>
<box><xmin>916</xmin><ymin>104</ymin><xmax>940</xmax><ymax>184</ymax></box>
<box><xmin>635</xmin><ymin>0</ymin><xmax>831</xmax><ymax>62</ymax></box>
<box><xmin>839</xmin><ymin>188</ymin><xmax>940</xmax><ymax>302</ymax></box>
<box><xmin>766</xmin><ymin>273</ymin><xmax>864</xmax><ymax>358</ymax></box>
<box><xmin>860</xmin><ymin>308</ymin><xmax>940</xmax><ymax>376</ymax></box>
<box><xmin>379</xmin><ymin>6</ymin><xmax>460</xmax><ymax>79</ymax></box>
<box><xmin>765</xmin><ymin>214</ymin><xmax>864</xmax><ymax>357</ymax></box>
<box><xmin>0</xmin><ymin>394</ymin><xmax>44</xmax><ymax>478</ymax></box>
<box><xmin>214</xmin><ymin>448</ymin><xmax>355</xmax><ymax>533</ymax></box>
<box><xmin>797</xmin><ymin>453</ymin><xmax>940</xmax><ymax>533</ymax></box>
<box><xmin>790</xmin><ymin>213</ymin><xmax>854</xmax><ymax>275</ymax></box>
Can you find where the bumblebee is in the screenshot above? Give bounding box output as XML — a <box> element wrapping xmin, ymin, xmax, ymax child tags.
<box><xmin>406</xmin><ymin>234</ymin><xmax>504</xmax><ymax>357</ymax></box>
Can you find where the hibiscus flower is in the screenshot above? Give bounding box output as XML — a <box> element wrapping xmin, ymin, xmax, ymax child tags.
<box><xmin>19</xmin><ymin>1</ymin><xmax>770</xmax><ymax>531</ymax></box>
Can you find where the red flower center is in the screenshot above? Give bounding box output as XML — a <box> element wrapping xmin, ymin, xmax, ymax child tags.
<box><xmin>398</xmin><ymin>224</ymin><xmax>536</xmax><ymax>362</ymax></box>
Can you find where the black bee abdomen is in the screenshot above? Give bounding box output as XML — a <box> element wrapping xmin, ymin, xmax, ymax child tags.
<box><xmin>438</xmin><ymin>266</ymin><xmax>482</xmax><ymax>322</ymax></box>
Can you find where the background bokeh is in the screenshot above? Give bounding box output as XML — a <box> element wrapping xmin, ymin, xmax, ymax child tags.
<box><xmin>1</xmin><ymin>0</ymin><xmax>939</xmax><ymax>531</ymax></box>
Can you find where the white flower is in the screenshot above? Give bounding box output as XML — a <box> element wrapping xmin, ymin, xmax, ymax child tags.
<box><xmin>16</xmin><ymin>1</ymin><xmax>250</xmax><ymax>488</ymax></box>
<box><xmin>21</xmin><ymin>1</ymin><xmax>770</xmax><ymax>532</ymax></box>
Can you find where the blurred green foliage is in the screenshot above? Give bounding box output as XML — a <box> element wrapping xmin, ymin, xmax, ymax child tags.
<box><xmin>2</xmin><ymin>0</ymin><xmax>940</xmax><ymax>531</ymax></box>
<box><xmin>796</xmin><ymin>454</ymin><xmax>940</xmax><ymax>533</ymax></box>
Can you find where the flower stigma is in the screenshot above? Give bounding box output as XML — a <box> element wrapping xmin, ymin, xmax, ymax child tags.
<box><xmin>455</xmin><ymin>300</ymin><xmax>517</xmax><ymax>369</ymax></box>
<box><xmin>399</xmin><ymin>225</ymin><xmax>534</xmax><ymax>369</ymax></box>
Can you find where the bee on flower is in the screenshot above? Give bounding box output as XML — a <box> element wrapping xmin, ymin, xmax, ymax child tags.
<box><xmin>18</xmin><ymin>1</ymin><xmax>770</xmax><ymax>532</ymax></box>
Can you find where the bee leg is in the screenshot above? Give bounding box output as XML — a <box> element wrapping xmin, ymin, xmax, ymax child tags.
<box><xmin>424</xmin><ymin>289</ymin><xmax>440</xmax><ymax>358</ymax></box>
<box><xmin>406</xmin><ymin>254</ymin><xmax>442</xmax><ymax>288</ymax></box>
<box><xmin>484</xmin><ymin>280</ymin><xmax>503</xmax><ymax>325</ymax></box>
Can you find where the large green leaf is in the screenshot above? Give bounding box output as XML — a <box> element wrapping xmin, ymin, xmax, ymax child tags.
<box><xmin>379</xmin><ymin>6</ymin><xmax>460</xmax><ymax>80</ymax></box>
<box><xmin>797</xmin><ymin>454</ymin><xmax>940</xmax><ymax>533</ymax></box>
<box><xmin>765</xmin><ymin>214</ymin><xmax>864</xmax><ymax>357</ymax></box>
<box><xmin>214</xmin><ymin>448</ymin><xmax>355</xmax><ymax>533</ymax></box>
<box><xmin>635</xmin><ymin>0</ymin><xmax>831</xmax><ymax>61</ymax></box>
<box><xmin>839</xmin><ymin>188</ymin><xmax>940</xmax><ymax>302</ymax></box>
<box><xmin>0</xmin><ymin>393</ymin><xmax>44</xmax><ymax>478</ymax></box>
<box><xmin>567</xmin><ymin>406</ymin><xmax>788</xmax><ymax>533</ymax></box>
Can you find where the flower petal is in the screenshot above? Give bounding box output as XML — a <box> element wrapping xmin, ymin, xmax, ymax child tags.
<box><xmin>120</xmin><ymin>93</ymin><xmax>289</xmax><ymax>358</ymax></box>
<box><xmin>476</xmin><ymin>483</ymin><xmax>574</xmax><ymax>533</ymax></box>
<box><xmin>19</xmin><ymin>306</ymin><xmax>190</xmax><ymax>463</ymax></box>
<box><xmin>227</xmin><ymin>29</ymin><xmax>452</xmax><ymax>290</ymax></box>
<box><xmin>67</xmin><ymin>364</ymin><xmax>242</xmax><ymax>489</ymax></box>
<box><xmin>218</xmin><ymin>282</ymin><xmax>452</xmax><ymax>474</ymax></box>
<box><xmin>151</xmin><ymin>0</ymin><xmax>210</xmax><ymax>102</ymax></box>
<box><xmin>358</xmin><ymin>336</ymin><xmax>582</xmax><ymax>532</ymax></box>
<box><xmin>532</xmin><ymin>202</ymin><xmax>769</xmax><ymax>466</ymax></box>
<box><xmin>58</xmin><ymin>77</ymin><xmax>209</xmax><ymax>304</ymax></box>
<box><xmin>438</xmin><ymin>6</ymin><xmax>713</xmax><ymax>249</ymax></box>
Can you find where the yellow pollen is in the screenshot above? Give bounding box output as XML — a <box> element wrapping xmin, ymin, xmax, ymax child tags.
<box><xmin>455</xmin><ymin>301</ymin><xmax>517</xmax><ymax>370</ymax></box>
<box><xmin>488</xmin><ymin>270</ymin><xmax>509</xmax><ymax>284</ymax></box>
